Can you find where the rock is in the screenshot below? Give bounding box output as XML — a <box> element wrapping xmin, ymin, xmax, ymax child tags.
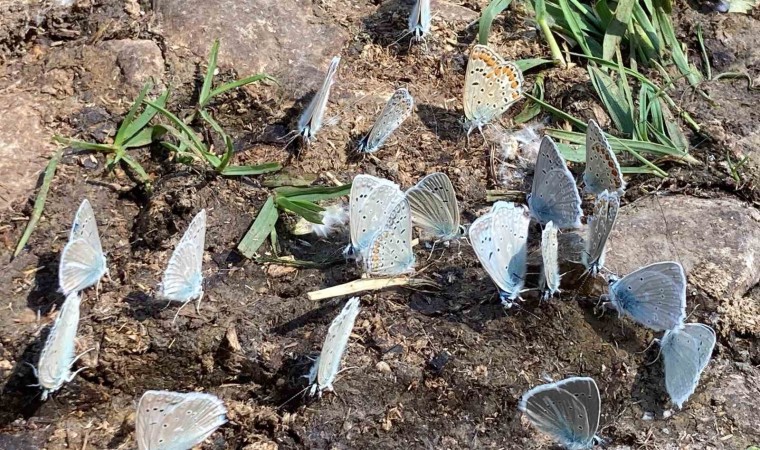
<box><xmin>0</xmin><ymin>93</ymin><xmax>57</xmax><ymax>211</ymax></box>
<box><xmin>156</xmin><ymin>0</ymin><xmax>349</xmax><ymax>94</ymax></box>
<box><xmin>431</xmin><ymin>0</ymin><xmax>479</xmax><ymax>23</ymax></box>
<box><xmin>101</xmin><ymin>40</ymin><xmax>165</xmax><ymax>91</ymax></box>
<box><xmin>705</xmin><ymin>361</ymin><xmax>760</xmax><ymax>446</ymax></box>
<box><xmin>375</xmin><ymin>361</ymin><xmax>391</xmax><ymax>374</ymax></box>
<box><xmin>605</xmin><ymin>195</ymin><xmax>760</xmax><ymax>300</ymax></box>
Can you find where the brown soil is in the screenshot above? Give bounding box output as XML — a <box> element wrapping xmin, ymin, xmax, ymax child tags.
<box><xmin>1</xmin><ymin>1</ymin><xmax>759</xmax><ymax>449</ymax></box>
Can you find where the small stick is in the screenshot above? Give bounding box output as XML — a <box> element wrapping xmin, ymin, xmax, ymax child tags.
<box><xmin>308</xmin><ymin>277</ymin><xmax>438</xmax><ymax>301</ymax></box>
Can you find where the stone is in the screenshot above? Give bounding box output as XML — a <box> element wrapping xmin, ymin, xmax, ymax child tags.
<box><xmin>101</xmin><ymin>40</ymin><xmax>165</xmax><ymax>91</ymax></box>
<box><xmin>156</xmin><ymin>0</ymin><xmax>349</xmax><ymax>94</ymax></box>
<box><xmin>0</xmin><ymin>93</ymin><xmax>57</xmax><ymax>211</ymax></box>
<box><xmin>431</xmin><ymin>0</ymin><xmax>479</xmax><ymax>23</ymax></box>
<box><xmin>704</xmin><ymin>361</ymin><xmax>760</xmax><ymax>446</ymax></box>
<box><xmin>605</xmin><ymin>195</ymin><xmax>760</xmax><ymax>300</ymax></box>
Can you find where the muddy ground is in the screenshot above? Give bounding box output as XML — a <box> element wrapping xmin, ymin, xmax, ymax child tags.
<box><xmin>0</xmin><ymin>0</ymin><xmax>759</xmax><ymax>449</ymax></box>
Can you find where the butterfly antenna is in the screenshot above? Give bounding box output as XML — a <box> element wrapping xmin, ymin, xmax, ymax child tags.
<box><xmin>277</xmin><ymin>384</ymin><xmax>312</xmax><ymax>410</ymax></box>
<box><xmin>644</xmin><ymin>341</ymin><xmax>664</xmax><ymax>365</ymax></box>
<box><xmin>653</xmin><ymin>194</ymin><xmax>683</xmax><ymax>267</ymax></box>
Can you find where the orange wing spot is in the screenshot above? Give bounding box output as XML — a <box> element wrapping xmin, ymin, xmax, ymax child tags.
<box><xmin>511</xmin><ymin>81</ymin><xmax>519</xmax><ymax>89</ymax></box>
<box><xmin>511</xmin><ymin>92</ymin><xmax>520</xmax><ymax>100</ymax></box>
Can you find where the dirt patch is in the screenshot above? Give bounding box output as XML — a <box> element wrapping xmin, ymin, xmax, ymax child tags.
<box><xmin>1</xmin><ymin>0</ymin><xmax>759</xmax><ymax>449</ymax></box>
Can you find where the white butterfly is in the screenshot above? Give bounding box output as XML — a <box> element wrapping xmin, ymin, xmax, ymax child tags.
<box><xmin>309</xmin><ymin>297</ymin><xmax>361</xmax><ymax>396</ymax></box>
<box><xmin>661</xmin><ymin>323</ymin><xmax>716</xmax><ymax>409</ymax></box>
<box><xmin>358</xmin><ymin>88</ymin><xmax>414</xmax><ymax>154</ymax></box>
<box><xmin>59</xmin><ymin>199</ymin><xmax>108</xmax><ymax>296</ymax></box>
<box><xmin>468</xmin><ymin>202</ymin><xmax>531</xmax><ymax>307</ymax></box>
<box><xmin>33</xmin><ymin>292</ymin><xmax>88</xmax><ymax>400</ymax></box>
<box><xmin>540</xmin><ymin>221</ymin><xmax>560</xmax><ymax>300</ymax></box>
<box><xmin>584</xmin><ymin>119</ymin><xmax>625</xmax><ymax>196</ymax></box>
<box><xmin>405</xmin><ymin>172</ymin><xmax>462</xmax><ymax>242</ymax></box>
<box><xmin>582</xmin><ymin>190</ymin><xmax>619</xmax><ymax>277</ymax></box>
<box><xmin>135</xmin><ymin>390</ymin><xmax>227</xmax><ymax>450</ymax></box>
<box><xmin>298</xmin><ymin>56</ymin><xmax>340</xmax><ymax>145</ymax></box>
<box><xmin>463</xmin><ymin>45</ymin><xmax>524</xmax><ymax>137</ymax></box>
<box><xmin>361</xmin><ymin>196</ymin><xmax>416</xmax><ymax>276</ymax></box>
<box><xmin>348</xmin><ymin>174</ymin><xmax>405</xmax><ymax>258</ymax></box>
<box><xmin>158</xmin><ymin>209</ymin><xmax>206</xmax><ymax>322</ymax></box>
<box><xmin>408</xmin><ymin>0</ymin><xmax>431</xmax><ymax>43</ymax></box>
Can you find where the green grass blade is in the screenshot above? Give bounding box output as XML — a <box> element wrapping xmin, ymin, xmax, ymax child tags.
<box><xmin>515</xmin><ymin>58</ymin><xmax>554</xmax><ymax>72</ymax></box>
<box><xmin>209</xmin><ymin>74</ymin><xmax>273</xmax><ymax>99</ymax></box>
<box><xmin>273</xmin><ymin>183</ymin><xmax>351</xmax><ymax>201</ymax></box>
<box><xmin>145</xmin><ymin>100</ymin><xmax>221</xmax><ymax>166</ymax></box>
<box><xmin>276</xmin><ymin>197</ymin><xmax>324</xmax><ymax>224</ymax></box>
<box><xmin>602</xmin><ymin>0</ymin><xmax>635</xmax><ymax>60</ymax></box>
<box><xmin>696</xmin><ymin>24</ymin><xmax>711</xmax><ymax>80</ymax></box>
<box><xmin>588</xmin><ymin>66</ymin><xmax>634</xmax><ymax>134</ymax></box>
<box><xmin>153</xmin><ymin>123</ymin><xmax>210</xmax><ymax>162</ymax></box>
<box><xmin>659</xmin><ymin>98</ymin><xmax>689</xmax><ymax>151</ymax></box>
<box><xmin>656</xmin><ymin>8</ymin><xmax>702</xmax><ymax>86</ymax></box>
<box><xmin>522</xmin><ymin>93</ymin><xmax>586</xmax><ymax>128</ymax></box>
<box><xmin>478</xmin><ymin>0</ymin><xmax>514</xmax><ymax>45</ymax></box>
<box><xmin>199</xmin><ymin>39</ymin><xmax>220</xmax><ymax>108</ymax></box>
<box><xmin>515</xmin><ymin>74</ymin><xmax>545</xmax><ymax>123</ymax></box>
<box><xmin>114</xmin><ymin>83</ymin><xmax>151</xmax><ymax>146</ymax></box>
<box><xmin>558</xmin><ymin>0</ymin><xmax>593</xmax><ymax>56</ymax></box>
<box><xmin>13</xmin><ymin>147</ymin><xmax>62</xmax><ymax>258</ymax></box>
<box><xmin>123</xmin><ymin>126</ymin><xmax>160</xmax><ymax>148</ymax></box>
<box><xmin>238</xmin><ymin>197</ymin><xmax>278</xmax><ymax>258</ymax></box>
<box><xmin>53</xmin><ymin>136</ymin><xmax>116</xmax><ymax>153</ymax></box>
<box><xmin>122</xmin><ymin>89</ymin><xmax>170</xmax><ymax>145</ymax></box>
<box><xmin>220</xmin><ymin>162</ymin><xmax>282</xmax><ymax>176</ymax></box>
<box><xmin>121</xmin><ymin>155</ymin><xmax>151</xmax><ymax>184</ymax></box>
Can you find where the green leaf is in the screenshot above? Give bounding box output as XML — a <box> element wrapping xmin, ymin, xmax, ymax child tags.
<box><xmin>14</xmin><ymin>147</ymin><xmax>62</xmax><ymax>258</ymax></box>
<box><xmin>515</xmin><ymin>74</ymin><xmax>545</xmax><ymax>123</ymax></box>
<box><xmin>287</xmin><ymin>198</ymin><xmax>326</xmax><ymax>213</ymax></box>
<box><xmin>602</xmin><ymin>0</ymin><xmax>635</xmax><ymax>60</ymax></box>
<box><xmin>121</xmin><ymin>88</ymin><xmax>170</xmax><ymax>145</ymax></box>
<box><xmin>588</xmin><ymin>66</ymin><xmax>634</xmax><ymax>135</ymax></box>
<box><xmin>515</xmin><ymin>58</ymin><xmax>554</xmax><ymax>72</ymax></box>
<box><xmin>114</xmin><ymin>83</ymin><xmax>151</xmax><ymax>146</ymax></box>
<box><xmin>220</xmin><ymin>162</ymin><xmax>282</xmax><ymax>176</ymax></box>
<box><xmin>656</xmin><ymin>8</ymin><xmax>702</xmax><ymax>86</ymax></box>
<box><xmin>145</xmin><ymin>101</ymin><xmax>221</xmax><ymax>166</ymax></box>
<box><xmin>275</xmin><ymin>197</ymin><xmax>324</xmax><ymax>224</ymax></box>
<box><xmin>199</xmin><ymin>39</ymin><xmax>220</xmax><ymax>108</ymax></box>
<box><xmin>123</xmin><ymin>126</ymin><xmax>160</xmax><ymax>148</ymax></box>
<box><xmin>209</xmin><ymin>74</ymin><xmax>274</xmax><ymax>99</ymax></box>
<box><xmin>273</xmin><ymin>183</ymin><xmax>351</xmax><ymax>200</ymax></box>
<box><xmin>558</xmin><ymin>0</ymin><xmax>593</xmax><ymax>56</ymax></box>
<box><xmin>478</xmin><ymin>0</ymin><xmax>514</xmax><ymax>45</ymax></box>
<box><xmin>53</xmin><ymin>136</ymin><xmax>116</xmax><ymax>153</ymax></box>
<box><xmin>262</xmin><ymin>172</ymin><xmax>318</xmax><ymax>187</ymax></box>
<box><xmin>523</xmin><ymin>93</ymin><xmax>586</xmax><ymax>129</ymax></box>
<box><xmin>238</xmin><ymin>197</ymin><xmax>278</xmax><ymax>258</ymax></box>
<box><xmin>555</xmin><ymin>142</ymin><xmax>586</xmax><ymax>162</ymax></box>
<box><xmin>121</xmin><ymin>155</ymin><xmax>152</xmax><ymax>184</ymax></box>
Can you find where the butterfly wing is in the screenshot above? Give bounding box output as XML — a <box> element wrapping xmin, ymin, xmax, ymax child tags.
<box><xmin>297</xmin><ymin>56</ymin><xmax>340</xmax><ymax>140</ymax></box>
<box><xmin>463</xmin><ymin>45</ymin><xmax>523</xmax><ymax>127</ymax></box>
<box><xmin>136</xmin><ymin>390</ymin><xmax>227</xmax><ymax>450</ymax></box>
<box><xmin>37</xmin><ymin>292</ymin><xmax>82</xmax><ymax>399</ymax></box>
<box><xmin>609</xmin><ymin>261</ymin><xmax>687</xmax><ymax>331</ymax></box>
<box><xmin>662</xmin><ymin>323</ymin><xmax>716</xmax><ymax>409</ymax></box>
<box><xmin>469</xmin><ymin>202</ymin><xmax>530</xmax><ymax>301</ymax></box>
<box><xmin>528</xmin><ymin>137</ymin><xmax>583</xmax><ymax>229</ymax></box>
<box><xmin>518</xmin><ymin>377</ymin><xmax>599</xmax><ymax>449</ymax></box>
<box><xmin>315</xmin><ymin>297</ymin><xmax>361</xmax><ymax>394</ymax></box>
<box><xmin>59</xmin><ymin>239</ymin><xmax>108</xmax><ymax>295</ymax></box>
<box><xmin>584</xmin><ymin>120</ymin><xmax>625</xmax><ymax>196</ymax></box>
<box><xmin>406</xmin><ymin>172</ymin><xmax>460</xmax><ymax>240</ymax></box>
<box><xmin>70</xmin><ymin>199</ymin><xmax>104</xmax><ymax>255</ymax></box>
<box><xmin>408</xmin><ymin>0</ymin><xmax>431</xmax><ymax>38</ymax></box>
<box><xmin>363</xmin><ymin>198</ymin><xmax>415</xmax><ymax>276</ymax></box>
<box><xmin>359</xmin><ymin>88</ymin><xmax>414</xmax><ymax>153</ymax></box>
<box><xmin>349</xmin><ymin>175</ymin><xmax>404</xmax><ymax>253</ymax></box>
<box><xmin>540</xmin><ymin>221</ymin><xmax>560</xmax><ymax>298</ymax></box>
<box><xmin>582</xmin><ymin>190</ymin><xmax>619</xmax><ymax>275</ymax></box>
<box><xmin>159</xmin><ymin>210</ymin><xmax>206</xmax><ymax>303</ymax></box>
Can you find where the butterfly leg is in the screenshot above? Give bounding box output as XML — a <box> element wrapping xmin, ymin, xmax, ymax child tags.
<box><xmin>195</xmin><ymin>290</ymin><xmax>205</xmax><ymax>315</ymax></box>
<box><xmin>70</xmin><ymin>347</ymin><xmax>96</xmax><ymax>367</ymax></box>
<box><xmin>171</xmin><ymin>301</ymin><xmax>190</xmax><ymax>324</ymax></box>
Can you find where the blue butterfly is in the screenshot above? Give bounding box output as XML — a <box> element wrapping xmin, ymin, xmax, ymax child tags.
<box><xmin>528</xmin><ymin>136</ymin><xmax>582</xmax><ymax>229</ymax></box>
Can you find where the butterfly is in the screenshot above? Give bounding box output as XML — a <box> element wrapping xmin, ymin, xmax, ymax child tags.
<box><xmin>584</xmin><ymin>119</ymin><xmax>625</xmax><ymax>196</ymax></box>
<box><xmin>348</xmin><ymin>174</ymin><xmax>405</xmax><ymax>258</ymax></box>
<box><xmin>468</xmin><ymin>202</ymin><xmax>531</xmax><ymax>307</ymax></box>
<box><xmin>606</xmin><ymin>261</ymin><xmax>687</xmax><ymax>332</ymax></box>
<box><xmin>297</xmin><ymin>56</ymin><xmax>340</xmax><ymax>145</ymax></box>
<box><xmin>59</xmin><ymin>199</ymin><xmax>108</xmax><ymax>296</ymax></box>
<box><xmin>661</xmin><ymin>323</ymin><xmax>716</xmax><ymax>409</ymax></box>
<box><xmin>33</xmin><ymin>292</ymin><xmax>88</xmax><ymax>400</ymax></box>
<box><xmin>408</xmin><ymin>0</ymin><xmax>431</xmax><ymax>43</ymax></box>
<box><xmin>540</xmin><ymin>221</ymin><xmax>560</xmax><ymax>300</ymax></box>
<box><xmin>405</xmin><ymin>172</ymin><xmax>462</xmax><ymax>241</ymax></box>
<box><xmin>309</xmin><ymin>297</ymin><xmax>361</xmax><ymax>396</ymax></box>
<box><xmin>519</xmin><ymin>377</ymin><xmax>602</xmax><ymax>450</ymax></box>
<box><xmin>158</xmin><ymin>209</ymin><xmax>206</xmax><ymax>321</ymax></box>
<box><xmin>135</xmin><ymin>390</ymin><xmax>227</xmax><ymax>450</ymax></box>
<box><xmin>582</xmin><ymin>190</ymin><xmax>619</xmax><ymax>277</ymax></box>
<box><xmin>528</xmin><ymin>136</ymin><xmax>583</xmax><ymax>230</ymax></box>
<box><xmin>463</xmin><ymin>45</ymin><xmax>524</xmax><ymax>137</ymax></box>
<box><xmin>362</xmin><ymin>196</ymin><xmax>416</xmax><ymax>276</ymax></box>
<box><xmin>358</xmin><ymin>88</ymin><xmax>414</xmax><ymax>154</ymax></box>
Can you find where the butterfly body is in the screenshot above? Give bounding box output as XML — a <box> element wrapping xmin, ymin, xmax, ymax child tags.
<box><xmin>59</xmin><ymin>199</ymin><xmax>108</xmax><ymax>296</ymax></box>
<box><xmin>661</xmin><ymin>323</ymin><xmax>716</xmax><ymax>409</ymax></box>
<box><xmin>528</xmin><ymin>137</ymin><xmax>583</xmax><ymax>229</ymax></box>
<box><xmin>136</xmin><ymin>390</ymin><xmax>227</xmax><ymax>450</ymax></box>
<box><xmin>463</xmin><ymin>45</ymin><xmax>523</xmax><ymax>136</ymax></box>
<box><xmin>607</xmin><ymin>261</ymin><xmax>687</xmax><ymax>331</ymax></box>
<box><xmin>298</xmin><ymin>56</ymin><xmax>340</xmax><ymax>145</ymax></box>
<box><xmin>519</xmin><ymin>377</ymin><xmax>601</xmax><ymax>450</ymax></box>
<box><xmin>358</xmin><ymin>88</ymin><xmax>414</xmax><ymax>154</ymax></box>
<box><xmin>468</xmin><ymin>202</ymin><xmax>531</xmax><ymax>307</ymax></box>
<box><xmin>35</xmin><ymin>292</ymin><xmax>84</xmax><ymax>400</ymax></box>
<box><xmin>408</xmin><ymin>0</ymin><xmax>431</xmax><ymax>42</ymax></box>
<box><xmin>540</xmin><ymin>221</ymin><xmax>560</xmax><ymax>300</ymax></box>
<box><xmin>309</xmin><ymin>297</ymin><xmax>361</xmax><ymax>396</ymax></box>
